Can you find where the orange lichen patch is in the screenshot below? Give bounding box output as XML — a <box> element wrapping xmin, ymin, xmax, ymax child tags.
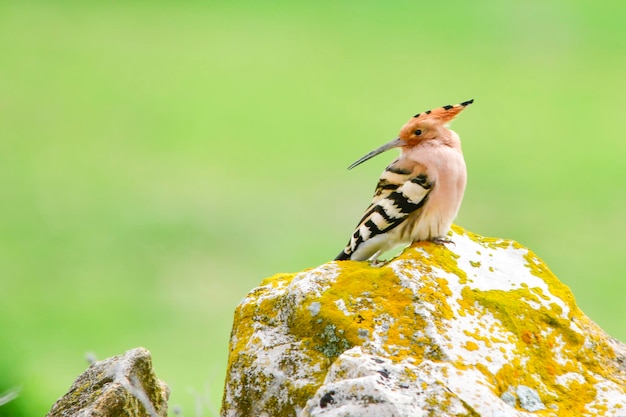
<box><xmin>520</xmin><ymin>330</ymin><xmax>535</xmax><ymax>345</ymax></box>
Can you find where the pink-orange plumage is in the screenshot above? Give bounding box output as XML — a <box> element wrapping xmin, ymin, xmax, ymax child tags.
<box><xmin>335</xmin><ymin>100</ymin><xmax>473</xmax><ymax>261</ymax></box>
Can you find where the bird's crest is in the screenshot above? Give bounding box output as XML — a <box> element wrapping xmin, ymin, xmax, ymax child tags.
<box><xmin>412</xmin><ymin>99</ymin><xmax>473</xmax><ymax>124</ymax></box>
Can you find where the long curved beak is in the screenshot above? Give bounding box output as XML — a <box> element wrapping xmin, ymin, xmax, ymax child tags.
<box><xmin>347</xmin><ymin>138</ymin><xmax>403</xmax><ymax>170</ymax></box>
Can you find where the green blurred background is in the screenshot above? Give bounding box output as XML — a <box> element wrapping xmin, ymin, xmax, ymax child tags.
<box><xmin>1</xmin><ymin>0</ymin><xmax>625</xmax><ymax>415</ymax></box>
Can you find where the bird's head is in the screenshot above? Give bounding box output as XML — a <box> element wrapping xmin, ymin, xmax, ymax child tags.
<box><xmin>348</xmin><ymin>99</ymin><xmax>473</xmax><ymax>169</ymax></box>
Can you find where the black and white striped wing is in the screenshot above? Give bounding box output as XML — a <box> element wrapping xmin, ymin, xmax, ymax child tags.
<box><xmin>335</xmin><ymin>163</ymin><xmax>432</xmax><ymax>260</ymax></box>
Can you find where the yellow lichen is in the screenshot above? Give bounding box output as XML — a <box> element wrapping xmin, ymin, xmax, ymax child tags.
<box><xmin>465</xmin><ymin>341</ymin><xmax>479</xmax><ymax>351</ymax></box>
<box><xmin>223</xmin><ymin>225</ymin><xmax>626</xmax><ymax>416</ymax></box>
<box><xmin>463</xmin><ymin>328</ymin><xmax>494</xmax><ymax>348</ymax></box>
<box><xmin>458</xmin><ymin>270</ymin><xmax>615</xmax><ymax>412</ymax></box>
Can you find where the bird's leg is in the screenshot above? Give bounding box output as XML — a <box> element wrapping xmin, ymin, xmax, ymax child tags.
<box><xmin>367</xmin><ymin>251</ymin><xmax>387</xmax><ymax>267</ymax></box>
<box><xmin>431</xmin><ymin>237</ymin><xmax>455</xmax><ymax>246</ymax></box>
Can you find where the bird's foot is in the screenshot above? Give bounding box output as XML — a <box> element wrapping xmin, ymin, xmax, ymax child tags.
<box><xmin>431</xmin><ymin>237</ymin><xmax>455</xmax><ymax>246</ymax></box>
<box><xmin>368</xmin><ymin>259</ymin><xmax>386</xmax><ymax>267</ymax></box>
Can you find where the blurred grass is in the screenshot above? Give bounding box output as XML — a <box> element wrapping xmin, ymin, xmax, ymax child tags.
<box><xmin>1</xmin><ymin>0</ymin><xmax>625</xmax><ymax>415</ymax></box>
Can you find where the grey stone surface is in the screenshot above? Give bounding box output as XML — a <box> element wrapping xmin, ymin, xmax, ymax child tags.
<box><xmin>516</xmin><ymin>385</ymin><xmax>545</xmax><ymax>412</ymax></box>
<box><xmin>500</xmin><ymin>391</ymin><xmax>516</xmax><ymax>408</ymax></box>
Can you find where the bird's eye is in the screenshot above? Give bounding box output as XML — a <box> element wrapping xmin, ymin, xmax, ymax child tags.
<box><xmin>414</xmin><ymin>129</ymin><xmax>423</xmax><ymax>136</ymax></box>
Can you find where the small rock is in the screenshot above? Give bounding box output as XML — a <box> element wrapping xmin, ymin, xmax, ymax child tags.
<box><xmin>47</xmin><ymin>347</ymin><xmax>169</xmax><ymax>417</ymax></box>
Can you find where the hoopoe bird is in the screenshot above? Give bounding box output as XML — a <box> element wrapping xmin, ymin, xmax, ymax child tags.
<box><xmin>335</xmin><ymin>100</ymin><xmax>473</xmax><ymax>261</ymax></box>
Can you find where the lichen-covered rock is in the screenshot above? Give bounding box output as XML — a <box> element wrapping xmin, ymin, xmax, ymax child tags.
<box><xmin>47</xmin><ymin>347</ymin><xmax>169</xmax><ymax>417</ymax></box>
<box><xmin>221</xmin><ymin>226</ymin><xmax>626</xmax><ymax>417</ymax></box>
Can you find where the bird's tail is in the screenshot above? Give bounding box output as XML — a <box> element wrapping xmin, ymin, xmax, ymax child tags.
<box><xmin>334</xmin><ymin>251</ymin><xmax>351</xmax><ymax>261</ymax></box>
